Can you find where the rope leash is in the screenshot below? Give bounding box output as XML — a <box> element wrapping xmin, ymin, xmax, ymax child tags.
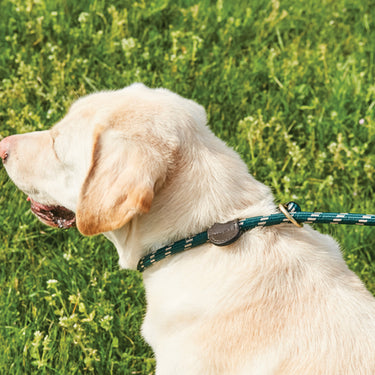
<box><xmin>137</xmin><ymin>202</ymin><xmax>375</xmax><ymax>272</ymax></box>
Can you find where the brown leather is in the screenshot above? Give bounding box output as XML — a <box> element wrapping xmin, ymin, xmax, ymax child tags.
<box><xmin>207</xmin><ymin>219</ymin><xmax>242</xmax><ymax>246</ymax></box>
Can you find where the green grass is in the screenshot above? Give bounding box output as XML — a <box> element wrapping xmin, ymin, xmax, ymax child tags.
<box><xmin>0</xmin><ymin>0</ymin><xmax>374</xmax><ymax>373</ymax></box>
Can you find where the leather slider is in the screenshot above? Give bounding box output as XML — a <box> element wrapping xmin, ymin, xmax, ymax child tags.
<box><xmin>207</xmin><ymin>219</ymin><xmax>242</xmax><ymax>246</ymax></box>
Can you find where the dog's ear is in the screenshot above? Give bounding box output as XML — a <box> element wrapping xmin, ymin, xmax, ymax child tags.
<box><xmin>76</xmin><ymin>126</ymin><xmax>167</xmax><ymax>236</ymax></box>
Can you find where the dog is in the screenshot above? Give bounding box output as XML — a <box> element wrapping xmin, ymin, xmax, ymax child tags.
<box><xmin>1</xmin><ymin>83</ymin><xmax>374</xmax><ymax>375</ymax></box>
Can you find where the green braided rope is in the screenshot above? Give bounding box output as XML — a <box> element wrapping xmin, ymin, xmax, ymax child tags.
<box><xmin>137</xmin><ymin>203</ymin><xmax>375</xmax><ymax>272</ymax></box>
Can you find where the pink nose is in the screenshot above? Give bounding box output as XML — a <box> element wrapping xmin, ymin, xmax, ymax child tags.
<box><xmin>0</xmin><ymin>135</ymin><xmax>15</xmax><ymax>162</ymax></box>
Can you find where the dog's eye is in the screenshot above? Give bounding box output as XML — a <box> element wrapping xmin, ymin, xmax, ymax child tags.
<box><xmin>52</xmin><ymin>133</ymin><xmax>75</xmax><ymax>167</ymax></box>
<box><xmin>51</xmin><ymin>133</ymin><xmax>63</xmax><ymax>162</ymax></box>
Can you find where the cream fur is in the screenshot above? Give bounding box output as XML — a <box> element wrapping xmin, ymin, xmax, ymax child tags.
<box><xmin>2</xmin><ymin>83</ymin><xmax>375</xmax><ymax>374</ymax></box>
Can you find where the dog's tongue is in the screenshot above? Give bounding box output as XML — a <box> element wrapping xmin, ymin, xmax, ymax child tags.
<box><xmin>27</xmin><ymin>197</ymin><xmax>76</xmax><ymax>229</ymax></box>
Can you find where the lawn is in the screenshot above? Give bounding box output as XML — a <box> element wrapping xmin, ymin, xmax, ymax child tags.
<box><xmin>0</xmin><ymin>0</ymin><xmax>374</xmax><ymax>373</ymax></box>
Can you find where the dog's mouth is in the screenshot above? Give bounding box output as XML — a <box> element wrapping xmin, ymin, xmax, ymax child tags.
<box><xmin>27</xmin><ymin>197</ymin><xmax>76</xmax><ymax>229</ymax></box>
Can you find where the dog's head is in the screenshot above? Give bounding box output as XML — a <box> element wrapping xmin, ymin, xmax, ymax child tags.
<box><xmin>0</xmin><ymin>84</ymin><xmax>207</xmax><ymax>237</ymax></box>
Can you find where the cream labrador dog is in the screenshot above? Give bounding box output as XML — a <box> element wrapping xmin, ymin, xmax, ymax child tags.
<box><xmin>1</xmin><ymin>83</ymin><xmax>374</xmax><ymax>375</ymax></box>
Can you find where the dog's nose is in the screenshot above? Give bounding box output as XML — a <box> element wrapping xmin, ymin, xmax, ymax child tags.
<box><xmin>0</xmin><ymin>136</ymin><xmax>14</xmax><ymax>162</ymax></box>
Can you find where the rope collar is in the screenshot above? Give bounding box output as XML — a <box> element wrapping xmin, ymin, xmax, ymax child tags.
<box><xmin>137</xmin><ymin>202</ymin><xmax>375</xmax><ymax>272</ymax></box>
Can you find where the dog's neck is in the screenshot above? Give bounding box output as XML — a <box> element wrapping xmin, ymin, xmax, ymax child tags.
<box><xmin>106</xmin><ymin>132</ymin><xmax>275</xmax><ymax>271</ymax></box>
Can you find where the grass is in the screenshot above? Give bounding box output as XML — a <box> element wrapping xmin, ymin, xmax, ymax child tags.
<box><xmin>0</xmin><ymin>0</ymin><xmax>374</xmax><ymax>373</ymax></box>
